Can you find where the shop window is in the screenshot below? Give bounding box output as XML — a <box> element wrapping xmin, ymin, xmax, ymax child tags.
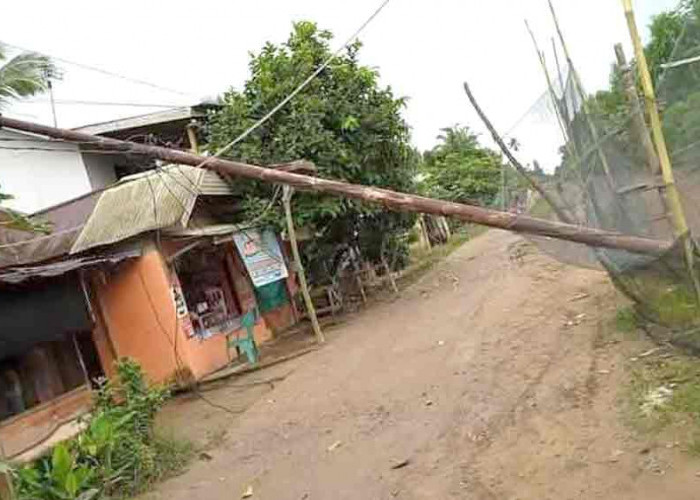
<box><xmin>175</xmin><ymin>245</ymin><xmax>242</xmax><ymax>338</ymax></box>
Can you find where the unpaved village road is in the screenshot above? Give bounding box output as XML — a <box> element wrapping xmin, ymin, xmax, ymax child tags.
<box><xmin>144</xmin><ymin>230</ymin><xmax>700</xmax><ymax>499</ymax></box>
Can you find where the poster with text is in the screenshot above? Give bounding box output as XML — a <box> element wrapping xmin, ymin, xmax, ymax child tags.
<box><xmin>233</xmin><ymin>228</ymin><xmax>289</xmax><ymax>288</ymax></box>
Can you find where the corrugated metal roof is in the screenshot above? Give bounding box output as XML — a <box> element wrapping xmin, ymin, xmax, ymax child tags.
<box><xmin>0</xmin><ymin>190</ymin><xmax>101</xmax><ymax>268</ymax></box>
<box><xmin>200</xmin><ymin>170</ymin><xmax>234</xmax><ymax>195</ymax></box>
<box><xmin>0</xmin><ymin>164</ymin><xmax>237</xmax><ymax>268</ymax></box>
<box><xmin>0</xmin><ymin>245</ymin><xmax>142</xmax><ymax>283</ymax></box>
<box><xmin>70</xmin><ymin>165</ymin><xmax>203</xmax><ymax>253</ymax></box>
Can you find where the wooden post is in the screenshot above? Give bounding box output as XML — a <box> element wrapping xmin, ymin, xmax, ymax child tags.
<box><xmin>0</xmin><ymin>451</ymin><xmax>13</xmax><ymax>500</ymax></box>
<box><xmin>351</xmin><ymin>257</ymin><xmax>368</xmax><ymax>304</ymax></box>
<box><xmin>186</xmin><ymin>121</ymin><xmax>199</xmax><ymax>154</ymax></box>
<box><xmin>0</xmin><ymin>472</ymin><xmax>14</xmax><ymax>500</ymax></box>
<box><xmin>500</xmin><ymin>161</ymin><xmax>506</xmax><ymax>211</ymax></box>
<box><xmin>418</xmin><ymin>215</ymin><xmax>432</xmax><ymax>250</ymax></box>
<box><xmin>282</xmin><ymin>186</ymin><xmax>324</xmax><ymax>343</ymax></box>
<box><xmin>382</xmin><ymin>257</ymin><xmax>399</xmax><ymax>295</ymax></box>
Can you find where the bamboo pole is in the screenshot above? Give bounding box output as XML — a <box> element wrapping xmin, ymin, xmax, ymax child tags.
<box><xmin>621</xmin><ymin>0</ymin><xmax>700</xmax><ymax>300</ymax></box>
<box><xmin>282</xmin><ymin>186</ymin><xmax>324</xmax><ymax>344</ymax></box>
<box><xmin>525</xmin><ymin>21</ymin><xmax>573</xmax><ymax>150</ymax></box>
<box><xmin>613</xmin><ymin>44</ymin><xmax>661</xmax><ymax>177</ymax></box>
<box><xmin>614</xmin><ymin>43</ymin><xmax>671</xmax><ymax>230</ymax></box>
<box><xmin>621</xmin><ymin>1</ymin><xmax>689</xmax><ymax>239</ymax></box>
<box><xmin>463</xmin><ymin>81</ymin><xmax>574</xmax><ymax>225</ymax></box>
<box><xmin>548</xmin><ymin>0</ymin><xmax>615</xmax><ymax>184</ymax></box>
<box><xmin>0</xmin><ymin>116</ymin><xmax>672</xmax><ymax>255</ymax></box>
<box><xmin>186</xmin><ymin>122</ymin><xmax>199</xmax><ymax>154</ymax></box>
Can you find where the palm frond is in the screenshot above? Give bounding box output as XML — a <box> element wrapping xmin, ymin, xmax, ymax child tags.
<box><xmin>0</xmin><ymin>50</ymin><xmax>58</xmax><ymax>109</ymax></box>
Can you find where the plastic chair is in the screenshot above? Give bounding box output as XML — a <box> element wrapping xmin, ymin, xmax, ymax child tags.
<box><xmin>228</xmin><ymin>309</ymin><xmax>259</xmax><ymax>365</ymax></box>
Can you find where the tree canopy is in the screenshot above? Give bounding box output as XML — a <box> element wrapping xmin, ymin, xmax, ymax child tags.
<box><xmin>0</xmin><ymin>43</ymin><xmax>55</xmax><ymax>110</ymax></box>
<box><xmin>418</xmin><ymin>126</ymin><xmax>503</xmax><ymax>206</ymax></box>
<box><xmin>207</xmin><ymin>21</ymin><xmax>418</xmax><ymax>279</ymax></box>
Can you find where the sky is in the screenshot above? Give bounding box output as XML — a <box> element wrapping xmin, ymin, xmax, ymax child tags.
<box><xmin>0</xmin><ymin>0</ymin><xmax>679</xmax><ymax>172</ymax></box>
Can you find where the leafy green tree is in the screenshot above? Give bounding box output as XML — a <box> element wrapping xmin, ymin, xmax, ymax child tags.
<box><xmin>207</xmin><ymin>22</ymin><xmax>417</xmax><ymax>279</ymax></box>
<box><xmin>418</xmin><ymin>126</ymin><xmax>502</xmax><ymax>206</ymax></box>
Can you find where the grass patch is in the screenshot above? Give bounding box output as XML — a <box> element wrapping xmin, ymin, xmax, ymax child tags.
<box><xmin>625</xmin><ymin>350</ymin><xmax>700</xmax><ymax>454</ymax></box>
<box><xmin>144</xmin><ymin>435</ymin><xmax>195</xmax><ymax>490</ymax></box>
<box><xmin>616</xmin><ymin>306</ymin><xmax>639</xmax><ymax>335</ymax></box>
<box><xmin>10</xmin><ymin>360</ymin><xmax>195</xmax><ymax>500</ymax></box>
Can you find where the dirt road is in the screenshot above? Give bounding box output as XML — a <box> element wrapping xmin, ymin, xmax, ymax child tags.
<box><xmin>144</xmin><ymin>230</ymin><xmax>700</xmax><ymax>499</ymax></box>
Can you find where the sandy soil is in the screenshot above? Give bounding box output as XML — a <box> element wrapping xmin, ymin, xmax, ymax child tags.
<box><xmin>143</xmin><ymin>230</ymin><xmax>700</xmax><ymax>500</ymax></box>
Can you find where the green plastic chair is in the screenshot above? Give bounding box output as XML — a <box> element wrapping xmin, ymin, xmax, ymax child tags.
<box><xmin>228</xmin><ymin>309</ymin><xmax>259</xmax><ymax>365</ymax></box>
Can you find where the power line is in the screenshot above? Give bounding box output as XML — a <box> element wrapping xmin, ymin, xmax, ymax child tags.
<box><xmin>21</xmin><ymin>99</ymin><xmax>186</xmax><ymax>109</ymax></box>
<box><xmin>0</xmin><ymin>40</ymin><xmax>197</xmax><ymax>99</ymax></box>
<box><xmin>198</xmin><ymin>0</ymin><xmax>393</xmax><ymax>168</ymax></box>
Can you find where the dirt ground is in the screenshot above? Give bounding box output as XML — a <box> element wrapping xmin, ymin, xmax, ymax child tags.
<box><xmin>144</xmin><ymin>230</ymin><xmax>700</xmax><ymax>500</ymax></box>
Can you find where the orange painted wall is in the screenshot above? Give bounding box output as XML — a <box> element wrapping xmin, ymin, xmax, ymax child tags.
<box><xmin>95</xmin><ymin>250</ymin><xmax>183</xmax><ymax>383</ymax></box>
<box><xmin>262</xmin><ymin>303</ymin><xmax>296</xmax><ymax>333</ymax></box>
<box><xmin>95</xmin><ymin>243</ymin><xmax>277</xmax><ymax>383</ymax></box>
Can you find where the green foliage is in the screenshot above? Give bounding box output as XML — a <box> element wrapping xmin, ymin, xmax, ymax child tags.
<box><xmin>418</xmin><ymin>126</ymin><xmax>503</xmax><ymax>206</ymax></box>
<box><xmin>615</xmin><ymin>306</ymin><xmax>639</xmax><ymax>333</ymax></box>
<box><xmin>646</xmin><ymin>10</ymin><xmax>685</xmax><ymax>88</ymax></box>
<box><xmin>207</xmin><ymin>21</ymin><xmax>417</xmax><ymax>281</ymax></box>
<box><xmin>0</xmin><ymin>45</ymin><xmax>58</xmax><ymax>233</ymax></box>
<box><xmin>626</xmin><ymin>350</ymin><xmax>700</xmax><ymax>453</ymax></box>
<box><xmin>0</xmin><ymin>186</ymin><xmax>53</xmax><ymax>234</ymax></box>
<box><xmin>13</xmin><ymin>359</ymin><xmax>187</xmax><ymax>500</ymax></box>
<box><xmin>0</xmin><ymin>43</ymin><xmax>57</xmax><ymax>110</ymax></box>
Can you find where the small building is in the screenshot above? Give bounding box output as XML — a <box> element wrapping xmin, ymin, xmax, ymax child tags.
<box><xmin>0</xmin><ymin>164</ymin><xmax>299</xmax><ymax>462</ymax></box>
<box><xmin>0</xmin><ymin>104</ymin><xmax>215</xmax><ymax>214</ymax></box>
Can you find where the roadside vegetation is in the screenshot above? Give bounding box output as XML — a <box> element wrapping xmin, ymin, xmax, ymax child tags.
<box><xmin>7</xmin><ymin>360</ymin><xmax>192</xmax><ymax>500</ymax></box>
<box><xmin>611</xmin><ymin>303</ymin><xmax>700</xmax><ymax>456</ymax></box>
<box><xmin>625</xmin><ymin>346</ymin><xmax>700</xmax><ymax>455</ymax></box>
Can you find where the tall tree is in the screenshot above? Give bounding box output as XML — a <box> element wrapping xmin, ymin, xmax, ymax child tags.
<box><xmin>207</xmin><ymin>21</ymin><xmax>417</xmax><ymax>280</ymax></box>
<box><xmin>419</xmin><ymin>126</ymin><xmax>503</xmax><ymax>206</ymax></box>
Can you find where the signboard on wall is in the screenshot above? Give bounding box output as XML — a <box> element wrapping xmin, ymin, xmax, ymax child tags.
<box><xmin>233</xmin><ymin>228</ymin><xmax>289</xmax><ymax>288</ymax></box>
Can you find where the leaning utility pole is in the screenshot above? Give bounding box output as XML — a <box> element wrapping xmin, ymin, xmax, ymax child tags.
<box><xmin>0</xmin><ymin>116</ymin><xmax>672</xmax><ymax>256</ymax></box>
<box><xmin>462</xmin><ymin>82</ymin><xmax>574</xmax><ymax>225</ymax></box>
<box><xmin>282</xmin><ymin>185</ymin><xmax>325</xmax><ymax>344</ymax></box>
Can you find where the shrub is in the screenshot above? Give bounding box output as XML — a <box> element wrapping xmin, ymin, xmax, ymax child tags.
<box><xmin>13</xmin><ymin>359</ymin><xmax>187</xmax><ymax>500</ymax></box>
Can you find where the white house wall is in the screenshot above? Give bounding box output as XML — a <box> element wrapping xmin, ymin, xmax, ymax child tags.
<box><xmin>0</xmin><ymin>129</ymin><xmax>93</xmax><ymax>214</ymax></box>
<box><xmin>81</xmin><ymin>152</ymin><xmax>117</xmax><ymax>190</ymax></box>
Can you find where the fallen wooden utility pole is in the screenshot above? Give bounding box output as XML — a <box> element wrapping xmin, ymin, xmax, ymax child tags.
<box><xmin>0</xmin><ymin>116</ymin><xmax>672</xmax><ymax>256</ymax></box>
